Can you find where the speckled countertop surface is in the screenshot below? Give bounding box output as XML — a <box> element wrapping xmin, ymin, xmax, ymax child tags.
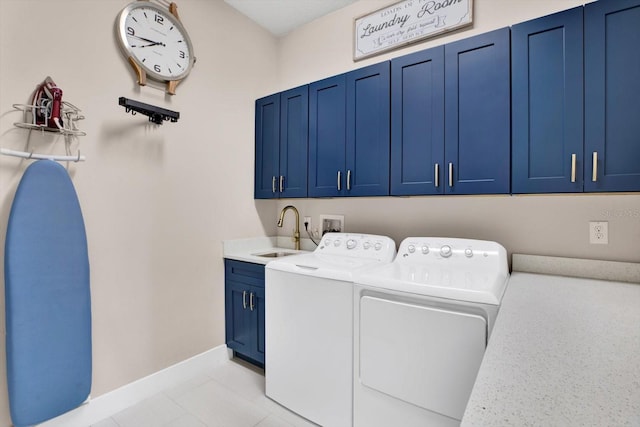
<box><xmin>462</xmin><ymin>271</ymin><xmax>640</xmax><ymax>426</ymax></box>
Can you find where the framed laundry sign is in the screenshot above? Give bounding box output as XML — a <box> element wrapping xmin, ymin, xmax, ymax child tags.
<box><xmin>354</xmin><ymin>0</ymin><xmax>473</xmax><ymax>61</ymax></box>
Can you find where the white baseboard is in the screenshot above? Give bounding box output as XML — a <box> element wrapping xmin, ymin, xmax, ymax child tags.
<box><xmin>38</xmin><ymin>345</ymin><xmax>230</xmax><ymax>427</ymax></box>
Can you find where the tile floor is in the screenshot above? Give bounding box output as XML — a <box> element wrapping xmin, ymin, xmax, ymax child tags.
<box><xmin>90</xmin><ymin>358</ymin><xmax>317</xmax><ymax>427</ymax></box>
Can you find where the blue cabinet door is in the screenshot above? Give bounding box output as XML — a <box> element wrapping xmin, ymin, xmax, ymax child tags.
<box><xmin>390</xmin><ymin>46</ymin><xmax>445</xmax><ymax>195</ymax></box>
<box><xmin>225</xmin><ymin>280</ymin><xmax>257</xmax><ymax>357</ymax></box>
<box><xmin>279</xmin><ymin>86</ymin><xmax>309</xmax><ymax>198</ymax></box>
<box><xmin>512</xmin><ymin>7</ymin><xmax>584</xmax><ymax>194</ymax></box>
<box><xmin>254</xmin><ymin>95</ymin><xmax>280</xmax><ymax>198</ymax></box>
<box><xmin>585</xmin><ymin>0</ymin><xmax>640</xmax><ymax>192</ymax></box>
<box><xmin>346</xmin><ymin>62</ymin><xmax>391</xmax><ymax>196</ymax></box>
<box><xmin>445</xmin><ymin>28</ymin><xmax>511</xmax><ymax>195</ymax></box>
<box><xmin>309</xmin><ymin>74</ymin><xmax>347</xmax><ymax>197</ymax></box>
<box><xmin>224</xmin><ymin>260</ymin><xmax>265</xmax><ymax>366</ymax></box>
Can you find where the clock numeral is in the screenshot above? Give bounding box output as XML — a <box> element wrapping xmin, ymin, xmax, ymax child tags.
<box><xmin>155</xmin><ymin>14</ymin><xmax>164</xmax><ymax>24</ymax></box>
<box><xmin>154</xmin><ymin>64</ymin><xmax>161</xmax><ymax>73</ymax></box>
<box><xmin>127</xmin><ymin>26</ymin><xmax>135</xmax><ymax>36</ymax></box>
<box><xmin>179</xmin><ymin>51</ymin><xmax>185</xmax><ymax>59</ymax></box>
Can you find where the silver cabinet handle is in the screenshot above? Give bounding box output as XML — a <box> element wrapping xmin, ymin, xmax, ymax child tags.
<box><xmin>571</xmin><ymin>154</ymin><xmax>576</xmax><ymax>183</ymax></box>
<box><xmin>592</xmin><ymin>152</ymin><xmax>598</xmax><ymax>182</ymax></box>
<box><xmin>242</xmin><ymin>290</ymin><xmax>247</xmax><ymax>309</ymax></box>
<box><xmin>337</xmin><ymin>171</ymin><xmax>341</xmax><ymax>191</ymax></box>
<box><xmin>271</xmin><ymin>176</ymin><xmax>276</xmax><ymax>193</ymax></box>
<box><xmin>434</xmin><ymin>163</ymin><xmax>439</xmax><ymax>187</ymax></box>
<box><xmin>249</xmin><ymin>292</ymin><xmax>255</xmax><ymax>311</ymax></box>
<box><xmin>279</xmin><ymin>175</ymin><xmax>284</xmax><ymax>193</ymax></box>
<box><xmin>448</xmin><ymin>162</ymin><xmax>453</xmax><ymax>187</ymax></box>
<box><xmin>347</xmin><ymin>170</ymin><xmax>351</xmax><ymax>191</ymax></box>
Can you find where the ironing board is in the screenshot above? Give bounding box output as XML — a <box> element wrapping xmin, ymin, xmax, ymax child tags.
<box><xmin>4</xmin><ymin>160</ymin><xmax>91</xmax><ymax>426</ymax></box>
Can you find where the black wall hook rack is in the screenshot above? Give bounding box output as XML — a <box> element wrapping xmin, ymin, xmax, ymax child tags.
<box><xmin>119</xmin><ymin>97</ymin><xmax>180</xmax><ymax>125</ymax></box>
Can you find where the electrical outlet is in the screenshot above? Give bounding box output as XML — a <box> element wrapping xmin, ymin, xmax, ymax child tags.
<box><xmin>304</xmin><ymin>216</ymin><xmax>311</xmax><ymax>229</ymax></box>
<box><xmin>589</xmin><ymin>221</ymin><xmax>608</xmax><ymax>244</ymax></box>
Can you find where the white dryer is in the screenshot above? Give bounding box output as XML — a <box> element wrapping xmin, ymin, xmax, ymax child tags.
<box><xmin>266</xmin><ymin>233</ymin><xmax>396</xmax><ymax>427</ymax></box>
<box><xmin>353</xmin><ymin>237</ymin><xmax>509</xmax><ymax>427</ymax></box>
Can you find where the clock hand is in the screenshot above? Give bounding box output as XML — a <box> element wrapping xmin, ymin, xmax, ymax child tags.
<box><xmin>130</xmin><ymin>35</ymin><xmax>165</xmax><ymax>47</ymax></box>
<box><xmin>132</xmin><ymin>42</ymin><xmax>164</xmax><ymax>48</ymax></box>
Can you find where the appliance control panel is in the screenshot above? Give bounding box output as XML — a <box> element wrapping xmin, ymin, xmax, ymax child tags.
<box><xmin>396</xmin><ymin>237</ymin><xmax>508</xmax><ymax>271</ymax></box>
<box><xmin>316</xmin><ymin>233</ymin><xmax>396</xmax><ymax>262</ymax></box>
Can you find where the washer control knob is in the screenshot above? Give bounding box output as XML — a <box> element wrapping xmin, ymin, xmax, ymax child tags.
<box><xmin>374</xmin><ymin>242</ymin><xmax>382</xmax><ymax>251</ymax></box>
<box><xmin>363</xmin><ymin>241</ymin><xmax>371</xmax><ymax>250</ymax></box>
<box><xmin>346</xmin><ymin>239</ymin><xmax>357</xmax><ymax>249</ymax></box>
<box><xmin>421</xmin><ymin>245</ymin><xmax>430</xmax><ymax>254</ymax></box>
<box><xmin>465</xmin><ymin>248</ymin><xmax>473</xmax><ymax>258</ymax></box>
<box><xmin>407</xmin><ymin>244</ymin><xmax>416</xmax><ymax>253</ymax></box>
<box><xmin>440</xmin><ymin>245</ymin><xmax>453</xmax><ymax>258</ymax></box>
<box><xmin>325</xmin><ymin>238</ymin><xmax>332</xmax><ymax>246</ymax></box>
<box><xmin>334</xmin><ymin>239</ymin><xmax>341</xmax><ymax>247</ymax></box>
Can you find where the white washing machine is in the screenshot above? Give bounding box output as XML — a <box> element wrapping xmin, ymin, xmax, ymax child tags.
<box><xmin>353</xmin><ymin>237</ymin><xmax>509</xmax><ymax>427</ymax></box>
<box><xmin>266</xmin><ymin>233</ymin><xmax>396</xmax><ymax>427</ymax></box>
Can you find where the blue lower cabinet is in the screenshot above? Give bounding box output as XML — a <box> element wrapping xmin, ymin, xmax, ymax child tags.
<box><xmin>224</xmin><ymin>260</ymin><xmax>265</xmax><ymax>367</ymax></box>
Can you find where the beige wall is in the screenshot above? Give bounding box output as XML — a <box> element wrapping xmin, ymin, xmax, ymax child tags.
<box><xmin>274</xmin><ymin>0</ymin><xmax>640</xmax><ymax>264</ymax></box>
<box><xmin>0</xmin><ymin>1</ymin><xmax>278</xmax><ymax>425</ymax></box>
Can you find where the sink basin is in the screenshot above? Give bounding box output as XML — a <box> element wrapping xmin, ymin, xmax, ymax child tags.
<box><xmin>252</xmin><ymin>251</ymin><xmax>298</xmax><ymax>258</ymax></box>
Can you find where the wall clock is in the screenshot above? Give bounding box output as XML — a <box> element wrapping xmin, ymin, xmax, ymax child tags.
<box><xmin>116</xmin><ymin>1</ymin><xmax>195</xmax><ymax>95</ymax></box>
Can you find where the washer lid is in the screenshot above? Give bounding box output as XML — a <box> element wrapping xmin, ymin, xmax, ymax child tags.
<box><xmin>266</xmin><ymin>252</ymin><xmax>390</xmax><ymax>281</ymax></box>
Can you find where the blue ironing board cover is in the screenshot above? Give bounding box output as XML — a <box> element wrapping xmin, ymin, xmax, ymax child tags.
<box><xmin>4</xmin><ymin>160</ymin><xmax>91</xmax><ymax>426</ymax></box>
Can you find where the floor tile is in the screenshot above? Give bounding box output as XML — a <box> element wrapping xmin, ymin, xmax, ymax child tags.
<box><xmin>164</xmin><ymin>373</ymin><xmax>212</xmax><ymax>401</ymax></box>
<box><xmin>174</xmin><ymin>378</ymin><xmax>270</xmax><ymax>427</ymax></box>
<box><xmin>90</xmin><ymin>418</ymin><xmax>120</xmax><ymax>427</ymax></box>
<box><xmin>208</xmin><ymin>358</ymin><xmax>266</xmax><ymax>402</ymax></box>
<box><xmin>254</xmin><ymin>413</ymin><xmax>296</xmax><ymax>427</ymax></box>
<box><xmin>112</xmin><ymin>393</ymin><xmax>186</xmax><ymax>427</ymax></box>
<box><xmin>164</xmin><ymin>413</ymin><xmax>207</xmax><ymax>427</ymax></box>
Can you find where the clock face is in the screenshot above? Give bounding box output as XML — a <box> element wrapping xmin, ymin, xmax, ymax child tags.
<box><xmin>117</xmin><ymin>2</ymin><xmax>194</xmax><ymax>82</ymax></box>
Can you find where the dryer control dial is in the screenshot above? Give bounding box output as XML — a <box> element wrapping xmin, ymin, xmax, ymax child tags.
<box><xmin>421</xmin><ymin>245</ymin><xmax>430</xmax><ymax>254</ymax></box>
<box><xmin>407</xmin><ymin>244</ymin><xmax>416</xmax><ymax>253</ymax></box>
<box><xmin>346</xmin><ymin>239</ymin><xmax>357</xmax><ymax>249</ymax></box>
<box><xmin>465</xmin><ymin>248</ymin><xmax>474</xmax><ymax>258</ymax></box>
<box><xmin>363</xmin><ymin>241</ymin><xmax>371</xmax><ymax>250</ymax></box>
<box><xmin>334</xmin><ymin>239</ymin><xmax>341</xmax><ymax>247</ymax></box>
<box><xmin>440</xmin><ymin>245</ymin><xmax>452</xmax><ymax>258</ymax></box>
<box><xmin>374</xmin><ymin>242</ymin><xmax>382</xmax><ymax>251</ymax></box>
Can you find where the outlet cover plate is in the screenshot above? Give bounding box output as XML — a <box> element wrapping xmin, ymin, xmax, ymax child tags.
<box><xmin>589</xmin><ymin>221</ymin><xmax>608</xmax><ymax>244</ymax></box>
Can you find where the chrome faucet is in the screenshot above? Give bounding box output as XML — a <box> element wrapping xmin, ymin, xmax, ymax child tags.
<box><xmin>277</xmin><ymin>205</ymin><xmax>301</xmax><ymax>250</ymax></box>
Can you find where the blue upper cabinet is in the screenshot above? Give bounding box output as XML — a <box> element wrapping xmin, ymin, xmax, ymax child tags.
<box><xmin>279</xmin><ymin>87</ymin><xmax>309</xmax><ymax>197</ymax></box>
<box><xmin>511</xmin><ymin>7</ymin><xmax>584</xmax><ymax>194</ymax></box>
<box><xmin>584</xmin><ymin>0</ymin><xmax>640</xmax><ymax>192</ymax></box>
<box><xmin>390</xmin><ymin>46</ymin><xmax>445</xmax><ymax>196</ymax></box>
<box><xmin>444</xmin><ymin>28</ymin><xmax>511</xmax><ymax>195</ymax></box>
<box><xmin>254</xmin><ymin>86</ymin><xmax>308</xmax><ymax>199</ymax></box>
<box><xmin>346</xmin><ymin>62</ymin><xmax>391</xmax><ymax>196</ymax></box>
<box><xmin>309</xmin><ymin>74</ymin><xmax>347</xmax><ymax>197</ymax></box>
<box><xmin>309</xmin><ymin>63</ymin><xmax>390</xmax><ymax>197</ymax></box>
<box><xmin>255</xmin><ymin>94</ymin><xmax>280</xmax><ymax>198</ymax></box>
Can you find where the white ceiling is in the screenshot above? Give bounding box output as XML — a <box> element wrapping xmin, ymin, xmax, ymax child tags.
<box><xmin>224</xmin><ymin>0</ymin><xmax>359</xmax><ymax>37</ymax></box>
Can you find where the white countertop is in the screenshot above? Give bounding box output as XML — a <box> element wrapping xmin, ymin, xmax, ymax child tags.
<box><xmin>462</xmin><ymin>271</ymin><xmax>640</xmax><ymax>426</ymax></box>
<box><xmin>222</xmin><ymin>236</ymin><xmax>312</xmax><ymax>265</ymax></box>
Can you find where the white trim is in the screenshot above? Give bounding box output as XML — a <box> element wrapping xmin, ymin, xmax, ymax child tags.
<box><xmin>38</xmin><ymin>345</ymin><xmax>230</xmax><ymax>427</ymax></box>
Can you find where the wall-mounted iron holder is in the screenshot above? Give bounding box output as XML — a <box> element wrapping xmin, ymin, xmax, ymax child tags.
<box><xmin>119</xmin><ymin>97</ymin><xmax>179</xmax><ymax>125</ymax></box>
